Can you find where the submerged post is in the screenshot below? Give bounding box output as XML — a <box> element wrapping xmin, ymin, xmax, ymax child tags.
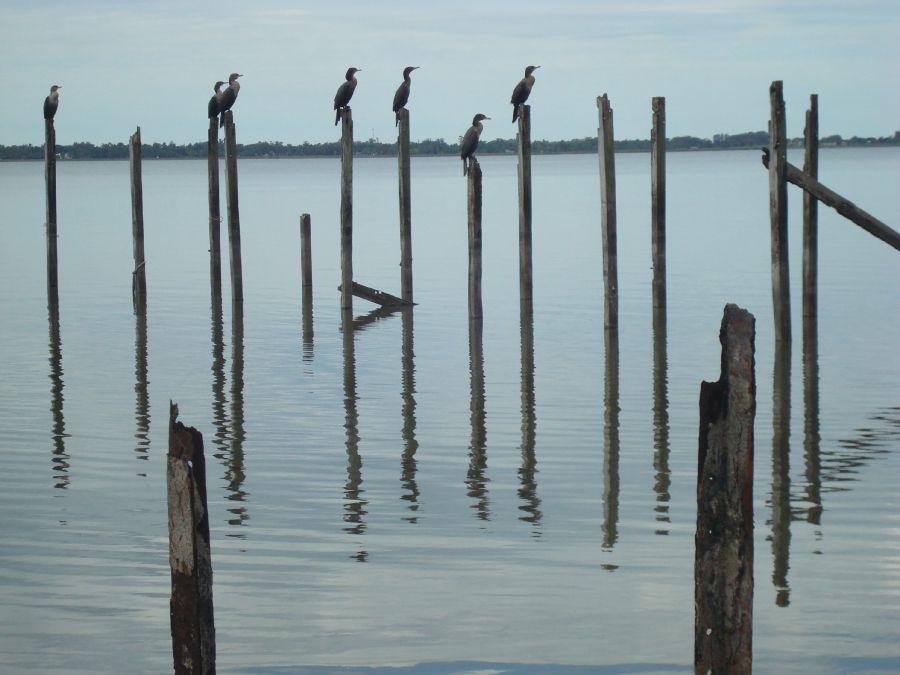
<box><xmin>467</xmin><ymin>157</ymin><xmax>483</xmax><ymax>320</ymax></box>
<box><xmin>167</xmin><ymin>402</ymin><xmax>215</xmax><ymax>674</ymax></box>
<box><xmin>803</xmin><ymin>94</ymin><xmax>819</xmax><ymax>320</ymax></box>
<box><xmin>223</xmin><ymin>110</ymin><xmax>243</xmax><ymax>304</ymax></box>
<box><xmin>695</xmin><ymin>304</ymin><xmax>755</xmax><ymax>675</ymax></box>
<box><xmin>208</xmin><ymin>117</ymin><xmax>222</xmax><ymax>300</ymax></box>
<box><xmin>769</xmin><ymin>80</ymin><xmax>790</xmax><ymax>343</ymax></box>
<box><xmin>517</xmin><ymin>104</ymin><xmax>533</xmax><ymax>306</ymax></box>
<box><xmin>651</xmin><ymin>96</ymin><xmax>666</xmax><ymax>315</ymax></box>
<box><xmin>45</xmin><ymin>118</ymin><xmax>58</xmax><ymax>292</ymax></box>
<box><xmin>398</xmin><ymin>108</ymin><xmax>413</xmax><ymax>303</ymax></box>
<box><xmin>129</xmin><ymin>127</ymin><xmax>147</xmax><ymax>313</ymax></box>
<box><xmin>597</xmin><ymin>94</ymin><xmax>618</xmax><ymax>329</ymax></box>
<box><xmin>340</xmin><ymin>108</ymin><xmax>354</xmax><ymax>311</ymax></box>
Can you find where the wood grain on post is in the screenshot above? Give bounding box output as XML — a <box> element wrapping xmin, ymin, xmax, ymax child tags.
<box><xmin>695</xmin><ymin>304</ymin><xmax>755</xmax><ymax>675</ymax></box>
<box><xmin>467</xmin><ymin>157</ymin><xmax>483</xmax><ymax>320</ymax></box>
<box><xmin>300</xmin><ymin>213</ymin><xmax>312</xmax><ymax>290</ymax></box>
<box><xmin>129</xmin><ymin>127</ymin><xmax>147</xmax><ymax>314</ymax></box>
<box><xmin>803</xmin><ymin>95</ymin><xmax>818</xmax><ymax>319</ymax></box>
<box><xmin>651</xmin><ymin>96</ymin><xmax>666</xmax><ymax>314</ymax></box>
<box><xmin>769</xmin><ymin>80</ymin><xmax>791</xmax><ymax>343</ymax></box>
<box><xmin>517</xmin><ymin>104</ymin><xmax>533</xmax><ymax>306</ymax></box>
<box><xmin>208</xmin><ymin>118</ymin><xmax>222</xmax><ymax>300</ymax></box>
<box><xmin>398</xmin><ymin>108</ymin><xmax>413</xmax><ymax>303</ymax></box>
<box><xmin>597</xmin><ymin>94</ymin><xmax>618</xmax><ymax>329</ymax></box>
<box><xmin>223</xmin><ymin>111</ymin><xmax>243</xmax><ymax>304</ymax></box>
<box><xmin>45</xmin><ymin>119</ymin><xmax>58</xmax><ymax>292</ymax></box>
<box><xmin>340</xmin><ymin>108</ymin><xmax>353</xmax><ymax>311</ymax></box>
<box><xmin>167</xmin><ymin>402</ymin><xmax>215</xmax><ymax>675</ymax></box>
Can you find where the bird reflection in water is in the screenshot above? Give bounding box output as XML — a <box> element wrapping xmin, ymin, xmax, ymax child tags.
<box><xmin>399</xmin><ymin>308</ymin><xmax>420</xmax><ymax>523</ymax></box>
<box><xmin>517</xmin><ymin>307</ymin><xmax>541</xmax><ymax>533</ymax></box>
<box><xmin>466</xmin><ymin>316</ymin><xmax>489</xmax><ymax>521</ymax></box>
<box><xmin>602</xmin><ymin>326</ymin><xmax>620</xmax><ymax>551</ymax></box>
<box><xmin>47</xmin><ymin>289</ymin><xmax>70</xmax><ymax>489</ymax></box>
<box><xmin>652</xmin><ymin>307</ymin><xmax>671</xmax><ymax>535</ymax></box>
<box><xmin>133</xmin><ymin>308</ymin><xmax>150</xmax><ymax>472</ymax></box>
<box><xmin>342</xmin><ymin>310</ymin><xmax>368</xmax><ymax>561</ymax></box>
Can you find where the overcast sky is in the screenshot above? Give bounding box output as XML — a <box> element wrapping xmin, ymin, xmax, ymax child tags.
<box><xmin>2</xmin><ymin>0</ymin><xmax>898</xmax><ymax>146</ymax></box>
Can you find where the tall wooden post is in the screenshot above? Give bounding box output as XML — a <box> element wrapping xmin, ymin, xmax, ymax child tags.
<box><xmin>167</xmin><ymin>402</ymin><xmax>215</xmax><ymax>674</ymax></box>
<box><xmin>651</xmin><ymin>97</ymin><xmax>666</xmax><ymax>315</ymax></box>
<box><xmin>208</xmin><ymin>118</ymin><xmax>222</xmax><ymax>300</ymax></box>
<box><xmin>517</xmin><ymin>104</ymin><xmax>533</xmax><ymax>307</ymax></box>
<box><xmin>223</xmin><ymin>111</ymin><xmax>243</xmax><ymax>304</ymax></box>
<box><xmin>45</xmin><ymin>119</ymin><xmax>58</xmax><ymax>292</ymax></box>
<box><xmin>340</xmin><ymin>108</ymin><xmax>354</xmax><ymax>311</ymax></box>
<box><xmin>769</xmin><ymin>80</ymin><xmax>790</xmax><ymax>343</ymax></box>
<box><xmin>803</xmin><ymin>94</ymin><xmax>819</xmax><ymax>320</ymax></box>
<box><xmin>597</xmin><ymin>94</ymin><xmax>618</xmax><ymax>329</ymax></box>
<box><xmin>397</xmin><ymin>108</ymin><xmax>413</xmax><ymax>303</ymax></box>
<box><xmin>695</xmin><ymin>304</ymin><xmax>755</xmax><ymax>675</ymax></box>
<box><xmin>467</xmin><ymin>157</ymin><xmax>483</xmax><ymax>320</ymax></box>
<box><xmin>300</xmin><ymin>213</ymin><xmax>312</xmax><ymax>291</ymax></box>
<box><xmin>129</xmin><ymin>127</ymin><xmax>147</xmax><ymax>314</ymax></box>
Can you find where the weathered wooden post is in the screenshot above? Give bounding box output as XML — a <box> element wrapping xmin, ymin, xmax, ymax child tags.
<box><xmin>167</xmin><ymin>402</ymin><xmax>215</xmax><ymax>674</ymax></box>
<box><xmin>45</xmin><ymin>118</ymin><xmax>58</xmax><ymax>292</ymax></box>
<box><xmin>129</xmin><ymin>127</ymin><xmax>147</xmax><ymax>314</ymax></box>
<box><xmin>300</xmin><ymin>213</ymin><xmax>312</xmax><ymax>292</ymax></box>
<box><xmin>597</xmin><ymin>94</ymin><xmax>618</xmax><ymax>329</ymax></box>
<box><xmin>340</xmin><ymin>108</ymin><xmax>354</xmax><ymax>311</ymax></box>
<box><xmin>467</xmin><ymin>157</ymin><xmax>483</xmax><ymax>320</ymax></box>
<box><xmin>397</xmin><ymin>108</ymin><xmax>414</xmax><ymax>304</ymax></box>
<box><xmin>602</xmin><ymin>324</ymin><xmax>620</xmax><ymax>549</ymax></box>
<box><xmin>517</xmin><ymin>104</ymin><xmax>533</xmax><ymax>307</ymax></box>
<box><xmin>223</xmin><ymin>110</ymin><xmax>243</xmax><ymax>304</ymax></box>
<box><xmin>769</xmin><ymin>80</ymin><xmax>790</xmax><ymax>343</ymax></box>
<box><xmin>208</xmin><ymin>117</ymin><xmax>222</xmax><ymax>300</ymax></box>
<box><xmin>695</xmin><ymin>304</ymin><xmax>755</xmax><ymax>675</ymax></box>
<box><xmin>803</xmin><ymin>94</ymin><xmax>819</xmax><ymax>321</ymax></box>
<box><xmin>651</xmin><ymin>96</ymin><xmax>666</xmax><ymax>315</ymax></box>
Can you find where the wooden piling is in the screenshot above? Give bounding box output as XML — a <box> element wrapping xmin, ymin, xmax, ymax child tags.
<box><xmin>300</xmin><ymin>213</ymin><xmax>312</xmax><ymax>290</ymax></box>
<box><xmin>695</xmin><ymin>304</ymin><xmax>755</xmax><ymax>675</ymax></box>
<box><xmin>651</xmin><ymin>96</ymin><xmax>666</xmax><ymax>314</ymax></box>
<box><xmin>597</xmin><ymin>94</ymin><xmax>618</xmax><ymax>329</ymax></box>
<box><xmin>517</xmin><ymin>104</ymin><xmax>533</xmax><ymax>305</ymax></box>
<box><xmin>340</xmin><ymin>108</ymin><xmax>354</xmax><ymax>311</ymax></box>
<box><xmin>768</xmin><ymin>80</ymin><xmax>790</xmax><ymax>343</ymax></box>
<box><xmin>802</xmin><ymin>95</ymin><xmax>818</xmax><ymax>320</ymax></box>
<box><xmin>398</xmin><ymin>108</ymin><xmax>413</xmax><ymax>303</ymax></box>
<box><xmin>129</xmin><ymin>127</ymin><xmax>147</xmax><ymax>314</ymax></box>
<box><xmin>208</xmin><ymin>118</ymin><xmax>222</xmax><ymax>300</ymax></box>
<box><xmin>223</xmin><ymin>111</ymin><xmax>243</xmax><ymax>304</ymax></box>
<box><xmin>167</xmin><ymin>402</ymin><xmax>215</xmax><ymax>674</ymax></box>
<box><xmin>467</xmin><ymin>157</ymin><xmax>483</xmax><ymax>320</ymax></box>
<box><xmin>45</xmin><ymin>119</ymin><xmax>58</xmax><ymax>292</ymax></box>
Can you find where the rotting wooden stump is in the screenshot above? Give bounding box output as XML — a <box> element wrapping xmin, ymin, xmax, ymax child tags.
<box><xmin>167</xmin><ymin>402</ymin><xmax>215</xmax><ymax>675</ymax></box>
<box><xmin>695</xmin><ymin>304</ymin><xmax>755</xmax><ymax>675</ymax></box>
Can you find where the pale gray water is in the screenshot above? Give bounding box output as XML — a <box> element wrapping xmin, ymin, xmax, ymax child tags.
<box><xmin>0</xmin><ymin>148</ymin><xmax>898</xmax><ymax>673</ymax></box>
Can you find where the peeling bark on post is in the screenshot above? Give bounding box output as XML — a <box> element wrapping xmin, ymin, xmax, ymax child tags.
<box><xmin>224</xmin><ymin>111</ymin><xmax>243</xmax><ymax>304</ymax></box>
<box><xmin>467</xmin><ymin>157</ymin><xmax>483</xmax><ymax>320</ymax></box>
<box><xmin>597</xmin><ymin>94</ymin><xmax>618</xmax><ymax>330</ymax></box>
<box><xmin>517</xmin><ymin>104</ymin><xmax>533</xmax><ymax>306</ymax></box>
<box><xmin>129</xmin><ymin>126</ymin><xmax>147</xmax><ymax>314</ymax></box>
<box><xmin>695</xmin><ymin>304</ymin><xmax>755</xmax><ymax>675</ymax></box>
<box><xmin>398</xmin><ymin>108</ymin><xmax>414</xmax><ymax>304</ymax></box>
<box><xmin>340</xmin><ymin>108</ymin><xmax>354</xmax><ymax>311</ymax></box>
<box><xmin>769</xmin><ymin>80</ymin><xmax>790</xmax><ymax>343</ymax></box>
<box><xmin>167</xmin><ymin>402</ymin><xmax>215</xmax><ymax>674</ymax></box>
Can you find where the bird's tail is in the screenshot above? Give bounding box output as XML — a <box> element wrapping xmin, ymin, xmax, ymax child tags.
<box><xmin>395</xmin><ymin>110</ymin><xmax>400</xmax><ymax>128</ymax></box>
<box><xmin>335</xmin><ymin>108</ymin><xmax>340</xmax><ymax>126</ymax></box>
<box><xmin>463</xmin><ymin>158</ymin><xmax>468</xmax><ymax>177</ymax></box>
<box><xmin>512</xmin><ymin>106</ymin><xmax>519</xmax><ymax>123</ymax></box>
<box><xmin>219</xmin><ymin>113</ymin><xmax>225</xmax><ymax>129</ymax></box>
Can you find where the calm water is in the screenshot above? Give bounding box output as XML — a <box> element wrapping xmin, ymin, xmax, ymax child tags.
<box><xmin>0</xmin><ymin>148</ymin><xmax>898</xmax><ymax>673</ymax></box>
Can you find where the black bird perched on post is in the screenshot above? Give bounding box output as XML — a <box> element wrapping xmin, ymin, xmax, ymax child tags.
<box><xmin>43</xmin><ymin>85</ymin><xmax>62</xmax><ymax>120</ymax></box>
<box><xmin>460</xmin><ymin>113</ymin><xmax>490</xmax><ymax>176</ymax></box>
<box><xmin>334</xmin><ymin>67</ymin><xmax>361</xmax><ymax>125</ymax></box>
<box><xmin>219</xmin><ymin>73</ymin><xmax>242</xmax><ymax>128</ymax></box>
<box><xmin>208</xmin><ymin>80</ymin><xmax>226</xmax><ymax>120</ymax></box>
<box><xmin>392</xmin><ymin>66</ymin><xmax>419</xmax><ymax>127</ymax></box>
<box><xmin>510</xmin><ymin>66</ymin><xmax>540</xmax><ymax>123</ymax></box>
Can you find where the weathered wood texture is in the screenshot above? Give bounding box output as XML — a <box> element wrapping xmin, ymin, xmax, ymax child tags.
<box><xmin>803</xmin><ymin>95</ymin><xmax>818</xmax><ymax>319</ymax></box>
<box><xmin>167</xmin><ymin>402</ymin><xmax>215</xmax><ymax>675</ymax></box>
<box><xmin>129</xmin><ymin>127</ymin><xmax>147</xmax><ymax>313</ymax></box>
<box><xmin>467</xmin><ymin>158</ymin><xmax>483</xmax><ymax>320</ymax></box>
<box><xmin>597</xmin><ymin>94</ymin><xmax>618</xmax><ymax>329</ymax></box>
<box><xmin>45</xmin><ymin>119</ymin><xmax>58</xmax><ymax>291</ymax></box>
<box><xmin>340</xmin><ymin>280</ymin><xmax>411</xmax><ymax>307</ymax></box>
<box><xmin>300</xmin><ymin>213</ymin><xmax>312</xmax><ymax>290</ymax></box>
<box><xmin>768</xmin><ymin>80</ymin><xmax>791</xmax><ymax>343</ymax></box>
<box><xmin>223</xmin><ymin>111</ymin><xmax>243</xmax><ymax>304</ymax></box>
<box><xmin>340</xmin><ymin>108</ymin><xmax>354</xmax><ymax>311</ymax></box>
<box><xmin>397</xmin><ymin>109</ymin><xmax>414</xmax><ymax>303</ymax></box>
<box><xmin>517</xmin><ymin>104</ymin><xmax>533</xmax><ymax>305</ymax></box>
<box><xmin>695</xmin><ymin>304</ymin><xmax>755</xmax><ymax>675</ymax></box>
<box><xmin>208</xmin><ymin>118</ymin><xmax>222</xmax><ymax>300</ymax></box>
<box><xmin>651</xmin><ymin>96</ymin><xmax>666</xmax><ymax>314</ymax></box>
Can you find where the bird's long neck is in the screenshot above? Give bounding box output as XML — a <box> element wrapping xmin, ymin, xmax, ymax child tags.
<box><xmin>474</xmin><ymin>121</ymin><xmax>483</xmax><ymax>135</ymax></box>
<box><xmin>404</xmin><ymin>74</ymin><xmax>412</xmax><ymax>85</ymax></box>
<box><xmin>230</xmin><ymin>80</ymin><xmax>240</xmax><ymax>93</ymax></box>
<box><xmin>49</xmin><ymin>91</ymin><xmax>59</xmax><ymax>104</ymax></box>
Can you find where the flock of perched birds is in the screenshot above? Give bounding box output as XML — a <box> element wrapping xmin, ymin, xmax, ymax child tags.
<box><xmin>43</xmin><ymin>65</ymin><xmax>541</xmax><ymax>177</ymax></box>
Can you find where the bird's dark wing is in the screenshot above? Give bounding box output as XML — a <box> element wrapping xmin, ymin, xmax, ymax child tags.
<box><xmin>393</xmin><ymin>83</ymin><xmax>409</xmax><ymax>113</ymax></box>
<box><xmin>511</xmin><ymin>79</ymin><xmax>528</xmax><ymax>106</ymax></box>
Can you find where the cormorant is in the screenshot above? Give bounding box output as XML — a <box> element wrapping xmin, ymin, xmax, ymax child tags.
<box><xmin>43</xmin><ymin>85</ymin><xmax>62</xmax><ymax>121</ymax></box>
<box><xmin>219</xmin><ymin>73</ymin><xmax>242</xmax><ymax>128</ymax></box>
<box><xmin>208</xmin><ymin>80</ymin><xmax>226</xmax><ymax>120</ymax></box>
<box><xmin>460</xmin><ymin>113</ymin><xmax>490</xmax><ymax>176</ymax></box>
<box><xmin>334</xmin><ymin>67</ymin><xmax>361</xmax><ymax>126</ymax></box>
<box><xmin>510</xmin><ymin>65</ymin><xmax>540</xmax><ymax>123</ymax></box>
<box><xmin>392</xmin><ymin>66</ymin><xmax>419</xmax><ymax>127</ymax></box>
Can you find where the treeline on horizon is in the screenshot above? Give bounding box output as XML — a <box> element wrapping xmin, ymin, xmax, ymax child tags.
<box><xmin>2</xmin><ymin>130</ymin><xmax>898</xmax><ymax>161</ymax></box>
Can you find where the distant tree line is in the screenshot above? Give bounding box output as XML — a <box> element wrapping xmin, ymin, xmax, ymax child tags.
<box><xmin>1</xmin><ymin>130</ymin><xmax>897</xmax><ymax>161</ymax></box>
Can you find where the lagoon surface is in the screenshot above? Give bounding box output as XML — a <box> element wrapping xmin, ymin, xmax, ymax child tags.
<box><xmin>1</xmin><ymin>148</ymin><xmax>898</xmax><ymax>673</ymax></box>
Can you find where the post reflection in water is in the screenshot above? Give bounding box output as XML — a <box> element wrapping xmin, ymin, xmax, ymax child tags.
<box><xmin>301</xmin><ymin>285</ymin><xmax>314</xmax><ymax>363</ymax></box>
<box><xmin>133</xmin><ymin>308</ymin><xmax>150</xmax><ymax>469</ymax></box>
<box><xmin>802</xmin><ymin>315</ymin><xmax>822</xmax><ymax>526</ymax></box>
<box><xmin>399</xmin><ymin>308</ymin><xmax>420</xmax><ymax>523</ymax></box>
<box><xmin>226</xmin><ymin>300</ymin><xmax>248</xmax><ymax>531</ymax></box>
<box><xmin>342</xmin><ymin>310</ymin><xmax>367</xmax><ymax>561</ymax></box>
<box><xmin>517</xmin><ymin>307</ymin><xmax>541</xmax><ymax>532</ymax></box>
<box><xmin>602</xmin><ymin>326</ymin><xmax>620</xmax><ymax>550</ymax></box>
<box><xmin>651</xmin><ymin>307</ymin><xmax>671</xmax><ymax>535</ymax></box>
<box><xmin>770</xmin><ymin>341</ymin><xmax>792</xmax><ymax>607</ymax></box>
<box><xmin>466</xmin><ymin>316</ymin><xmax>489</xmax><ymax>521</ymax></box>
<box><xmin>47</xmin><ymin>288</ymin><xmax>70</xmax><ymax>489</ymax></box>
<box><xmin>210</xmin><ymin>286</ymin><xmax>230</xmax><ymax>459</ymax></box>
